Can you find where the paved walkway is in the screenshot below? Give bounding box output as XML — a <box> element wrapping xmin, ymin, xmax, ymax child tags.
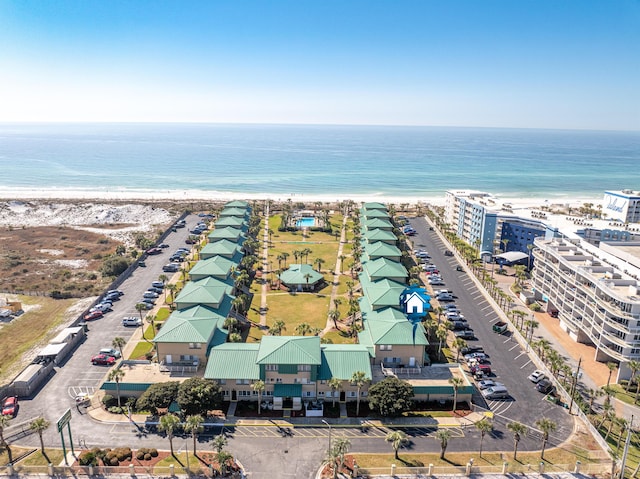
<box><xmin>259</xmin><ymin>200</ymin><xmax>270</xmax><ymax>327</ymax></box>
<box><xmin>323</xmin><ymin>213</ymin><xmax>350</xmax><ymax>333</ymax></box>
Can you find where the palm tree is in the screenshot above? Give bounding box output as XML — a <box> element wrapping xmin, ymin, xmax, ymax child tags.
<box><xmin>184</xmin><ymin>414</ymin><xmax>204</xmax><ymax>456</ymax></box>
<box><xmin>0</xmin><ymin>415</ymin><xmax>14</xmax><ymax>464</ymax></box>
<box><xmin>329</xmin><ymin>437</ymin><xmax>351</xmax><ymax>479</ymax></box>
<box><xmin>166</xmin><ymin>283</ymin><xmax>177</xmax><ymax>305</ymax></box>
<box><xmin>159</xmin><ymin>413</ymin><xmax>181</xmax><ymax>457</ymax></box>
<box><xmin>385</xmin><ymin>430</ymin><xmax>409</xmax><ymax>459</ymax></box>
<box><xmin>252</xmin><ymin>380</ymin><xmax>265</xmax><ymax>414</ymax></box>
<box><xmin>295</xmin><ymin>323</ymin><xmax>312</xmax><ymax>336</ymax></box>
<box><xmin>213</xmin><ymin>433</ymin><xmax>227</xmax><ymax>454</ymax></box>
<box><xmin>338</xmin><ymin>255</ymin><xmax>346</xmax><ymax>273</ymax></box>
<box><xmin>351</xmin><ymin>371</ymin><xmax>368</xmax><ymax>416</ymax></box>
<box><xmin>223</xmin><ymin>317</ymin><xmax>238</xmax><ymax>333</ymax></box>
<box><xmin>269</xmin><ymin>319</ymin><xmax>286</xmax><ymax>336</ymax></box>
<box><xmin>228</xmin><ymin>332</ymin><xmax>242</xmax><ymax>343</ymax></box>
<box><xmin>30</xmin><ymin>417</ymin><xmax>50</xmax><ymax>457</ymax></box>
<box><xmin>328</xmin><ymin>378</ymin><xmax>342</xmax><ymax>407</ymax></box>
<box><xmin>607</xmin><ymin>362</ymin><xmax>617</xmax><ymax>387</ymax></box>
<box><xmin>435</xmin><ymin>429</ymin><xmax>451</xmax><ymax>459</ymax></box>
<box><xmin>135</xmin><ymin>302</ymin><xmax>147</xmax><ymax>324</ymax></box>
<box><xmin>158</xmin><ymin>273</ymin><xmax>168</xmax><ymax>285</ymax></box>
<box><xmin>535</xmin><ymin>417</ymin><xmax>557</xmax><ymax>459</ymax></box>
<box><xmin>449</xmin><ymin>377</ymin><xmax>464</xmax><ymax>412</ymax></box>
<box><xmin>329</xmin><ymin>309</ymin><xmax>341</xmax><ymax>330</ymax></box>
<box><xmin>507</xmin><ymin>421</ymin><xmax>527</xmax><ymax>460</ymax></box>
<box><xmin>585</xmin><ymin>387</ymin><xmax>604</xmax><ymax>413</ymax></box>
<box><xmin>112</xmin><ymin>336</ymin><xmax>126</xmax><ymax>359</ymax></box>
<box><xmin>436</xmin><ymin>325</ymin><xmax>448</xmax><ymax>359</ymax></box>
<box><xmin>475</xmin><ymin>418</ymin><xmax>493</xmax><ymax>457</ymax></box>
<box><xmin>314</xmin><ymin>257</ymin><xmax>325</xmax><ymax>273</ymax></box>
<box><xmin>452</xmin><ymin>338</ymin><xmax>467</xmax><ymax>362</ymax></box>
<box><xmin>626</xmin><ymin>360</ymin><xmax>640</xmax><ymax>392</ymax></box>
<box><xmin>108</xmin><ymin>368</ymin><xmax>126</xmax><ymax>407</ymax></box>
<box><xmin>281</xmin><ymin>252</ymin><xmax>290</xmax><ymax>268</ymax></box>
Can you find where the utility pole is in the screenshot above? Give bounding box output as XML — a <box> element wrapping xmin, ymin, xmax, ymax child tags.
<box><xmin>568</xmin><ymin>357</ymin><xmax>582</xmax><ymax>415</ymax></box>
<box><xmin>619</xmin><ymin>415</ymin><xmax>633</xmax><ymax>479</ymax></box>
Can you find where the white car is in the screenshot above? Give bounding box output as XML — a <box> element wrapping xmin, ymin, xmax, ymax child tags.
<box><xmin>477</xmin><ymin>380</ymin><xmax>504</xmax><ymax>390</ymax></box>
<box><xmin>528</xmin><ymin>370</ymin><xmax>546</xmax><ymax>383</ymax></box>
<box><xmin>428</xmin><ymin>277</ymin><xmax>445</xmax><ymax>285</ymax></box>
<box><xmin>122</xmin><ymin>316</ymin><xmax>142</xmax><ymax>327</ymax></box>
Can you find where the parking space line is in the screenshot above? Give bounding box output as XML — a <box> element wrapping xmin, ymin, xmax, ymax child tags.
<box><xmin>521</xmin><ymin>359</ymin><xmax>532</xmax><ymax>368</ymax></box>
<box><xmin>509</xmin><ymin>343</ymin><xmax>520</xmax><ymax>351</ymax></box>
<box><xmin>481</xmin><ymin>305</ymin><xmax>492</xmax><ymax>312</ymax></box>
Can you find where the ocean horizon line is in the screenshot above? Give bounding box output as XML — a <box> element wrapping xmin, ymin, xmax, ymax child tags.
<box><xmin>0</xmin><ymin>121</ymin><xmax>638</xmax><ymax>134</ymax></box>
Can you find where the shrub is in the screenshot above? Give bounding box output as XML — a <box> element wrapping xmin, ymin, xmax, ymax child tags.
<box><xmin>102</xmin><ymin>395</ymin><xmax>116</xmax><ymax>408</ymax></box>
<box><xmin>530</xmin><ymin>302</ymin><xmax>542</xmax><ymax>312</ymax></box>
<box><xmin>144</xmin><ymin>453</ymin><xmax>151</xmax><ymax>460</ymax></box>
<box><xmin>114</xmin><ymin>447</ymin><xmax>132</xmax><ymax>462</ymax></box>
<box><xmin>108</xmin><ymin>406</ymin><xmax>123</xmax><ymax>414</ymax></box>
<box><xmin>150</xmin><ymin>448</ymin><xmax>158</xmax><ymax>457</ymax></box>
<box><xmin>78</xmin><ymin>451</ymin><xmax>97</xmax><ymax>466</ymax></box>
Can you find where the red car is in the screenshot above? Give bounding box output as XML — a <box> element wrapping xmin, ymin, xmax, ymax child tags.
<box><xmin>2</xmin><ymin>396</ymin><xmax>18</xmax><ymax>417</ymax></box>
<box><xmin>146</xmin><ymin>247</ymin><xmax>163</xmax><ymax>255</ymax></box>
<box><xmin>91</xmin><ymin>354</ymin><xmax>116</xmax><ymax>366</ymax></box>
<box><xmin>84</xmin><ymin>310</ymin><xmax>104</xmax><ymax>321</ymax></box>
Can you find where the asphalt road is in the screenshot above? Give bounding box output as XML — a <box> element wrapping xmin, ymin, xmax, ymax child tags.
<box><xmin>8</xmin><ymin>213</ymin><xmax>580</xmax><ymax>479</ymax></box>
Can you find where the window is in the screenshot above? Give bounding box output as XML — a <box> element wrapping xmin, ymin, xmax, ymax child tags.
<box><xmin>276</xmin><ymin>378</ymin><xmax>282</xmax><ymax>383</ymax></box>
<box><xmin>304</xmin><ymin>391</ymin><xmax>313</xmax><ymax>397</ymax></box>
<box><xmin>188</xmin><ymin>343</ymin><xmax>202</xmax><ymax>349</ymax></box>
<box><xmin>265</xmin><ymin>364</ymin><xmax>278</xmax><ymax>371</ymax></box>
<box><xmin>348</xmin><ymin>391</ymin><xmax>356</xmax><ymax>398</ymax></box>
<box><xmin>298</xmin><ymin>364</ymin><xmax>311</xmax><ymax>372</ymax></box>
<box><xmin>379</xmin><ymin>345</ymin><xmax>392</xmax><ymax>351</ymax></box>
<box><xmin>223</xmin><ymin>390</ymin><xmax>229</xmax><ymax>397</ymax></box>
<box><xmin>219</xmin><ymin>379</ymin><xmax>226</xmax><ymax>385</ymax></box>
<box><xmin>361</xmin><ymin>391</ymin><xmax>368</xmax><ymax>397</ymax></box>
<box><xmin>318</xmin><ymin>391</ymin><xmax>325</xmax><ymax>397</ymax></box>
<box><xmin>238</xmin><ymin>390</ymin><xmax>252</xmax><ymax>397</ymax></box>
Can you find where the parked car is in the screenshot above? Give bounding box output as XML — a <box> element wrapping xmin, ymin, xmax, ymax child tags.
<box><xmin>428</xmin><ymin>277</ymin><xmax>445</xmax><ymax>285</ymax></box>
<box><xmin>481</xmin><ymin>385</ymin><xmax>509</xmax><ymax>400</ymax></box>
<box><xmin>461</xmin><ymin>345</ymin><xmax>484</xmax><ymax>355</ymax></box>
<box><xmin>136</xmin><ymin>302</ymin><xmax>153</xmax><ymax>310</ymax></box>
<box><xmin>185</xmin><ymin>236</ymin><xmax>199</xmax><ymax>245</ymax></box>
<box><xmin>528</xmin><ymin>370</ymin><xmax>546</xmax><ymax>383</ymax></box>
<box><xmin>122</xmin><ymin>316</ymin><xmax>142</xmax><ymax>327</ymax></box>
<box><xmin>536</xmin><ymin>379</ymin><xmax>555</xmax><ymax>394</ymax></box>
<box><xmin>464</xmin><ymin>352</ymin><xmax>488</xmax><ymax>362</ymax></box>
<box><xmin>170</xmin><ymin>255</ymin><xmax>185</xmax><ymax>262</ymax></box>
<box><xmin>445</xmin><ymin>304</ymin><xmax>459</xmax><ymax>311</ymax></box>
<box><xmin>158</xmin><ymin>243</ymin><xmax>170</xmax><ymax>249</ymax></box>
<box><xmin>477</xmin><ymin>379</ymin><xmax>503</xmax><ymax>391</ymax></box>
<box><xmin>90</xmin><ymin>302</ymin><xmax>112</xmax><ymax>313</ymax></box>
<box><xmin>162</xmin><ymin>263</ymin><xmax>180</xmax><ymax>273</ymax></box>
<box><xmin>143</xmin><ymin>291</ymin><xmax>159</xmax><ymax>299</ymax></box>
<box><xmin>99</xmin><ymin>348</ymin><xmax>121</xmax><ymax>358</ymax></box>
<box><xmin>175</xmin><ymin>220</ymin><xmax>186</xmax><ymax>228</ymax></box>
<box><xmin>84</xmin><ymin>310</ymin><xmax>104</xmax><ymax>321</ymax></box>
<box><xmin>436</xmin><ymin>293</ymin><xmax>454</xmax><ymax>302</ymax></box>
<box><xmin>456</xmin><ymin>266</ymin><xmax>465</xmax><ymax>272</ymax></box>
<box><xmin>1</xmin><ymin>396</ymin><xmax>18</xmax><ymax>417</ymax></box>
<box><xmin>146</xmin><ymin>247</ymin><xmax>163</xmax><ymax>255</ymax></box>
<box><xmin>444</xmin><ymin>250</ymin><xmax>454</xmax><ymax>256</ymax></box>
<box><xmin>454</xmin><ymin>329</ymin><xmax>475</xmax><ymax>340</ymax></box>
<box><xmin>151</xmin><ymin>281</ymin><xmax>165</xmax><ymax>289</ymax></box>
<box><xmin>107</xmin><ymin>289</ymin><xmax>124</xmax><ymax>297</ymax></box>
<box><xmin>470</xmin><ymin>363</ymin><xmax>492</xmax><ymax>376</ymax></box>
<box><xmin>91</xmin><ymin>354</ymin><xmax>116</xmax><ymax>366</ymax></box>
<box><xmin>141</xmin><ymin>297</ymin><xmax>156</xmax><ymax>306</ymax></box>
<box><xmin>148</xmin><ymin>287</ymin><xmax>163</xmax><ymax>295</ymax></box>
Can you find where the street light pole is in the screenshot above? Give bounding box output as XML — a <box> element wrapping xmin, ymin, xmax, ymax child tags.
<box><xmin>322</xmin><ymin>419</ymin><xmax>332</xmax><ymax>453</ymax></box>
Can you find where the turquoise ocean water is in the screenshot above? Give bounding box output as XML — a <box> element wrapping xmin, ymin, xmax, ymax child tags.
<box><xmin>0</xmin><ymin>123</ymin><xmax>638</xmax><ymax>200</ymax></box>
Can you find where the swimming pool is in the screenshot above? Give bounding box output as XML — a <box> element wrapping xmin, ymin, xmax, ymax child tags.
<box><xmin>296</xmin><ymin>217</ymin><xmax>316</xmax><ymax>228</ymax></box>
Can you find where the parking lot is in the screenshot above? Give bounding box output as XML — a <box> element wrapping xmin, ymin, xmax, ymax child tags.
<box><xmin>406</xmin><ymin>216</ymin><xmax>573</xmax><ymax>440</ymax></box>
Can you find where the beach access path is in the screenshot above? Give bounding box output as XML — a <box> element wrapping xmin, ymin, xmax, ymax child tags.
<box><xmin>324</xmin><ymin>213</ymin><xmax>349</xmax><ymax>333</ymax></box>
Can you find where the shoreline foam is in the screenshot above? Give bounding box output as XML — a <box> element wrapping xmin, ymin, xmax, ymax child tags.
<box><xmin>0</xmin><ymin>186</ymin><xmax>604</xmax><ymax>210</ymax></box>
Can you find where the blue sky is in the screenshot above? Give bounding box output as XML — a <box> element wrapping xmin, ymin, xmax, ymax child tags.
<box><xmin>0</xmin><ymin>0</ymin><xmax>638</xmax><ymax>129</ymax></box>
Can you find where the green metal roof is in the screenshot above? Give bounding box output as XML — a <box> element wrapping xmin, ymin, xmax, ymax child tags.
<box><xmin>278</xmin><ymin>264</ymin><xmax>323</xmax><ymax>286</ymax></box>
<box><xmin>191</xmin><ymin>275</ymin><xmax>235</xmax><ymax>288</ymax></box>
<box><xmin>363</xmin><ymin>218</ymin><xmax>394</xmax><ymax>230</ymax></box>
<box><xmin>361</xmin><ymin>317</ymin><xmax>429</xmax><ymax>346</ymax></box>
<box><xmin>215</xmin><ymin>216</ymin><xmax>248</xmax><ymax>228</ymax></box>
<box><xmin>360</xmin><ymin>278</ymin><xmax>406</xmax><ymax>309</ymax></box>
<box><xmin>360</xmin><ymin>209</ymin><xmax>390</xmax><ymax>219</ymax></box>
<box><xmin>154</xmin><ymin>305</ymin><xmax>227</xmax><ymax>344</ymax></box>
<box><xmin>363</xmin><ymin>241</ymin><xmax>402</xmax><ymax>259</ymax></box>
<box><xmin>200</xmin><ymin>239</ymin><xmax>243</xmax><ymax>259</ymax></box>
<box><xmin>362</xmin><ymin>228</ymin><xmax>396</xmax><ymax>242</ymax></box>
<box><xmin>318</xmin><ymin>345</ymin><xmax>372</xmax><ymax>380</ymax></box>
<box><xmin>225</xmin><ymin>200</ymin><xmax>250</xmax><ymax>208</ymax></box>
<box><xmin>189</xmin><ymin>255</ymin><xmax>238</xmax><ymax>280</ymax></box>
<box><xmin>208</xmin><ymin>227</ymin><xmax>247</xmax><ymax>243</ymax></box>
<box><xmin>362</xmin><ymin>202</ymin><xmax>387</xmax><ymax>211</ymax></box>
<box><xmin>204</xmin><ymin>343</ymin><xmax>261</xmax><ymax>380</ymax></box>
<box><xmin>256</xmin><ymin>336</ymin><xmax>322</xmax><ymax>365</ymax></box>
<box><xmin>175</xmin><ymin>281</ymin><xmax>234</xmax><ymax>309</ymax></box>
<box><xmin>219</xmin><ymin>207</ymin><xmax>250</xmax><ymax>218</ymax></box>
<box><xmin>360</xmin><ymin>304</ymin><xmax>407</xmax><ymax>322</ymax></box>
<box><xmin>362</xmin><ymin>257</ymin><xmax>408</xmax><ymax>280</ymax></box>
<box><xmin>273</xmin><ymin>383</ymin><xmax>302</xmax><ymax>397</ymax></box>
<box><xmin>101</xmin><ymin>382</ymin><xmax>152</xmax><ymax>392</ymax></box>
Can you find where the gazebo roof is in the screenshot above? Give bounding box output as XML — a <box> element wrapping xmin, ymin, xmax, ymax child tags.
<box><xmin>278</xmin><ymin>264</ymin><xmax>323</xmax><ymax>285</ymax></box>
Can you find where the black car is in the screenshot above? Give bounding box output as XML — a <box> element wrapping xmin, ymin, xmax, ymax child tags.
<box><xmin>461</xmin><ymin>345</ymin><xmax>484</xmax><ymax>355</ymax></box>
<box><xmin>536</xmin><ymin>379</ymin><xmax>555</xmax><ymax>394</ymax></box>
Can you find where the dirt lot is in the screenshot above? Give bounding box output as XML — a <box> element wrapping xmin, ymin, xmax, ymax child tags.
<box><xmin>0</xmin><ymin>226</ymin><xmax>121</xmax><ymax>297</ymax></box>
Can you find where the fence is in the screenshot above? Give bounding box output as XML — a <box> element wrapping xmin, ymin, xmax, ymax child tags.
<box><xmin>0</xmin><ymin>463</ymin><xmax>243</xmax><ymax>477</ymax></box>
